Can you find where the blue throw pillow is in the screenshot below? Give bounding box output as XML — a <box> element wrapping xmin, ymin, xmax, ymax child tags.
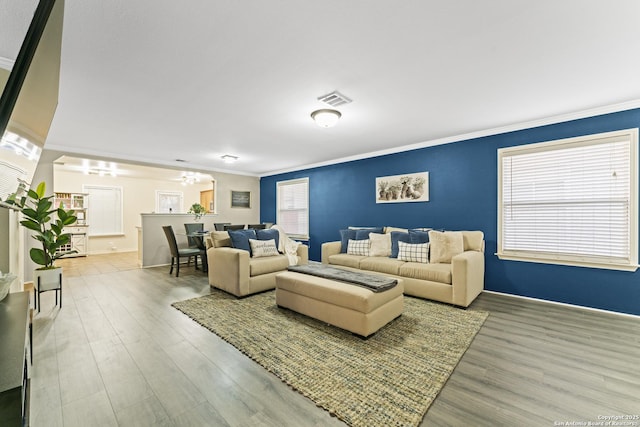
<box><xmin>339</xmin><ymin>229</ymin><xmax>357</xmax><ymax>253</ymax></box>
<box><xmin>409</xmin><ymin>230</ymin><xmax>430</xmax><ymax>244</ymax></box>
<box><xmin>228</xmin><ymin>229</ymin><xmax>257</xmax><ymax>253</ymax></box>
<box><xmin>355</xmin><ymin>229</ymin><xmax>375</xmax><ymax>240</ymax></box>
<box><xmin>390</xmin><ymin>231</ymin><xmax>411</xmax><ymax>258</ymax></box>
<box><xmin>256</xmin><ymin>228</ymin><xmax>279</xmax><ymax>251</ymax></box>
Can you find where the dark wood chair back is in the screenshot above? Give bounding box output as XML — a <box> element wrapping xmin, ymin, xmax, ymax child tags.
<box><xmin>184</xmin><ymin>223</ymin><xmax>204</xmax><ymax>247</ymax></box>
<box><xmin>247</xmin><ymin>224</ymin><xmax>266</xmax><ymax>230</ymax></box>
<box><xmin>223</xmin><ymin>224</ymin><xmax>246</xmax><ymax>231</ymax></box>
<box><xmin>162</xmin><ymin>225</ymin><xmax>180</xmax><ymax>258</ymax></box>
<box><xmin>214</xmin><ymin>222</ymin><xmax>231</xmax><ymax>231</ymax></box>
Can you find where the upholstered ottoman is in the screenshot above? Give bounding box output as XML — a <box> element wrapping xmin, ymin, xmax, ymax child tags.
<box><xmin>275</xmin><ymin>270</ymin><xmax>404</xmax><ymax>337</ymax></box>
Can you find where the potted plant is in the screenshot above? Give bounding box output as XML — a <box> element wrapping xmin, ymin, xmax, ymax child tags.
<box><xmin>7</xmin><ymin>182</ymin><xmax>78</xmax><ymax>291</ymax></box>
<box><xmin>188</xmin><ymin>203</ymin><xmax>207</xmax><ymax>221</ymax></box>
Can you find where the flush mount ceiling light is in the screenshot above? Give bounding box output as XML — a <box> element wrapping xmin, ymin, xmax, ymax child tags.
<box><xmin>311</xmin><ymin>109</ymin><xmax>341</xmax><ymax>128</ymax></box>
<box><xmin>221</xmin><ymin>154</ymin><xmax>238</xmax><ymax>164</ymax></box>
<box><xmin>82</xmin><ymin>159</ymin><xmax>118</xmax><ymax>177</ymax></box>
<box><xmin>0</xmin><ymin>131</ymin><xmax>41</xmax><ymax>160</ymax></box>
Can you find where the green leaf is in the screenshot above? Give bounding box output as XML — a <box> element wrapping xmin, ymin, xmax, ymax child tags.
<box><xmin>57</xmin><ymin>234</ymin><xmax>70</xmax><ymax>245</ymax></box>
<box><xmin>51</xmin><ymin>223</ymin><xmax>62</xmax><ymax>235</ymax></box>
<box><xmin>21</xmin><ymin>207</ymin><xmax>39</xmax><ymax>220</ymax></box>
<box><xmin>27</xmin><ymin>189</ymin><xmax>39</xmax><ymax>200</ymax></box>
<box><xmin>35</xmin><ymin>182</ymin><xmax>46</xmax><ymax>198</ymax></box>
<box><xmin>29</xmin><ymin>248</ymin><xmax>48</xmax><ymax>267</ymax></box>
<box><xmin>20</xmin><ymin>220</ymin><xmax>41</xmax><ymax>232</ymax></box>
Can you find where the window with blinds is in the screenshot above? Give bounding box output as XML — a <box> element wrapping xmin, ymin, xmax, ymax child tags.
<box><xmin>155</xmin><ymin>190</ymin><xmax>183</xmax><ymax>213</ymax></box>
<box><xmin>276</xmin><ymin>177</ymin><xmax>309</xmax><ymax>239</ymax></box>
<box><xmin>498</xmin><ymin>128</ymin><xmax>638</xmax><ymax>271</ymax></box>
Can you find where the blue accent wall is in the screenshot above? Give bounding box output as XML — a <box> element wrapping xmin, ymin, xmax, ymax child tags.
<box><xmin>261</xmin><ymin>108</ymin><xmax>640</xmax><ymax>315</ymax></box>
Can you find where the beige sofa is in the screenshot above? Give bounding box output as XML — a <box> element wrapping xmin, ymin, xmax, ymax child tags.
<box><xmin>321</xmin><ymin>230</ymin><xmax>485</xmax><ymax>307</ymax></box>
<box><xmin>206</xmin><ymin>231</ymin><xmax>308</xmax><ymax>297</ymax></box>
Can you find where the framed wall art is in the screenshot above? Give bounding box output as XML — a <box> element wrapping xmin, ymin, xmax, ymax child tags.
<box><xmin>375</xmin><ymin>172</ymin><xmax>429</xmax><ymax>203</ymax></box>
<box><xmin>231</xmin><ymin>190</ymin><xmax>251</xmax><ymax>208</ymax></box>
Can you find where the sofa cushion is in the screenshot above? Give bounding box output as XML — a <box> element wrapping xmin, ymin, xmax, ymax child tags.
<box><xmin>328</xmin><ymin>253</ymin><xmax>367</xmax><ymax>269</ymax></box>
<box><xmin>211</xmin><ymin>231</ymin><xmax>231</xmax><ymax>248</ymax></box>
<box><xmin>249</xmin><ymin>239</ymin><xmax>279</xmax><ymax>258</ymax></box>
<box><xmin>347</xmin><ymin>239</ymin><xmax>370</xmax><ymax>256</ymax></box>
<box><xmin>228</xmin><ymin>229</ymin><xmax>258</xmax><ymax>253</ymax></box>
<box><xmin>369</xmin><ymin>232</ymin><xmax>391</xmax><ymax>257</ymax></box>
<box><xmin>390</xmin><ymin>231</ymin><xmax>411</xmax><ymax>258</ymax></box>
<box><xmin>359</xmin><ymin>256</ymin><xmax>406</xmax><ymax>275</ymax></box>
<box><xmin>399</xmin><ymin>262</ymin><xmax>452</xmax><ymax>284</ymax></box>
<box><xmin>428</xmin><ymin>230</ymin><xmax>464</xmax><ymax>263</ymax></box>
<box><xmin>256</xmin><ymin>228</ymin><xmax>280</xmax><ymax>251</ymax></box>
<box><xmin>249</xmin><ymin>254</ymin><xmax>290</xmax><ymax>276</ymax></box>
<box><xmin>461</xmin><ymin>230</ymin><xmax>485</xmax><ymax>251</ymax></box>
<box><xmin>398</xmin><ymin>241</ymin><xmax>429</xmax><ymax>263</ymax></box>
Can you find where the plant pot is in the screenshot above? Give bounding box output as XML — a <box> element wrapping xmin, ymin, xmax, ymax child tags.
<box><xmin>34</xmin><ymin>267</ymin><xmax>62</xmax><ymax>292</ymax></box>
<box><xmin>33</xmin><ymin>267</ymin><xmax>63</xmax><ymax>312</ymax></box>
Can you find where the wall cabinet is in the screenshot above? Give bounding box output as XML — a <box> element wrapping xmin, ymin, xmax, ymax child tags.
<box><xmin>200</xmin><ymin>179</ymin><xmax>217</xmax><ymax>213</ymax></box>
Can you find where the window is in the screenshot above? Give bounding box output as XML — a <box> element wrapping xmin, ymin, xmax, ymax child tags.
<box><xmin>155</xmin><ymin>191</ymin><xmax>183</xmax><ymax>213</ymax></box>
<box><xmin>498</xmin><ymin>128</ymin><xmax>638</xmax><ymax>271</ymax></box>
<box><xmin>83</xmin><ymin>185</ymin><xmax>123</xmax><ymax>236</ymax></box>
<box><xmin>277</xmin><ymin>177</ymin><xmax>309</xmax><ymax>239</ymax></box>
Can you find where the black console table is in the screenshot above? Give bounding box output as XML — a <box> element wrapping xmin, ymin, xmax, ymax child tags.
<box><xmin>0</xmin><ymin>292</ymin><xmax>30</xmax><ymax>426</ymax></box>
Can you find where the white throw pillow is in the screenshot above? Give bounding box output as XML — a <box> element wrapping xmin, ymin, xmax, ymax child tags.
<box><xmin>428</xmin><ymin>230</ymin><xmax>464</xmax><ymax>263</ymax></box>
<box><xmin>347</xmin><ymin>239</ymin><xmax>370</xmax><ymax>256</ymax></box>
<box><xmin>397</xmin><ymin>241</ymin><xmax>429</xmax><ymax>263</ymax></box>
<box><xmin>369</xmin><ymin>232</ymin><xmax>391</xmax><ymax>257</ymax></box>
<box><xmin>249</xmin><ymin>239</ymin><xmax>279</xmax><ymax>258</ymax></box>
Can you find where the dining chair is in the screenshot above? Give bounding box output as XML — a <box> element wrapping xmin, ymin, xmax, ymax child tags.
<box><xmin>162</xmin><ymin>225</ymin><xmax>201</xmax><ymax>277</ymax></box>
<box><xmin>247</xmin><ymin>224</ymin><xmax>266</xmax><ymax>230</ymax></box>
<box><xmin>214</xmin><ymin>222</ymin><xmax>231</xmax><ymax>231</ymax></box>
<box><xmin>184</xmin><ymin>223</ymin><xmax>204</xmax><ymax>266</ymax></box>
<box><xmin>223</xmin><ymin>224</ymin><xmax>246</xmax><ymax>231</ymax></box>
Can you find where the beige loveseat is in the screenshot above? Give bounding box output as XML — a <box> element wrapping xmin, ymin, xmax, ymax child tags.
<box><xmin>321</xmin><ymin>230</ymin><xmax>484</xmax><ymax>307</ymax></box>
<box><xmin>206</xmin><ymin>231</ymin><xmax>308</xmax><ymax>297</ymax></box>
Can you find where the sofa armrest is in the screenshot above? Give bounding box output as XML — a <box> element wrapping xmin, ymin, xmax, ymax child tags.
<box><xmin>451</xmin><ymin>250</ymin><xmax>485</xmax><ymax>307</ymax></box>
<box><xmin>321</xmin><ymin>241</ymin><xmax>342</xmax><ymax>264</ymax></box>
<box><xmin>296</xmin><ymin>244</ymin><xmax>309</xmax><ymax>265</ymax></box>
<box><xmin>207</xmin><ymin>247</ymin><xmax>251</xmax><ymax>296</ymax></box>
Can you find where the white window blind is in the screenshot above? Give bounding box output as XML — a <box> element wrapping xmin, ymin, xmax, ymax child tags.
<box><xmin>83</xmin><ymin>185</ymin><xmax>123</xmax><ymax>236</ymax></box>
<box><xmin>498</xmin><ymin>128</ymin><xmax>638</xmax><ymax>271</ymax></box>
<box><xmin>276</xmin><ymin>178</ymin><xmax>309</xmax><ymax>239</ymax></box>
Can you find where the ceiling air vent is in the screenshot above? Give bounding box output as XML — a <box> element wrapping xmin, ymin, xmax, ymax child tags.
<box><xmin>318</xmin><ymin>91</ymin><xmax>352</xmax><ymax>107</ymax></box>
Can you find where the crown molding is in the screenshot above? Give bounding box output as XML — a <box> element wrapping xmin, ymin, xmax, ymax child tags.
<box><xmin>261</xmin><ymin>99</ymin><xmax>640</xmax><ymax>177</ymax></box>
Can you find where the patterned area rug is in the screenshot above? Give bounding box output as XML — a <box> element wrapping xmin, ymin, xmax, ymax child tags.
<box><xmin>172</xmin><ymin>290</ymin><xmax>488</xmax><ymax>427</ymax></box>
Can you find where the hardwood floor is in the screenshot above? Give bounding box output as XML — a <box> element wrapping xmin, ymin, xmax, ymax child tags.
<box><xmin>29</xmin><ymin>254</ymin><xmax>640</xmax><ymax>426</ymax></box>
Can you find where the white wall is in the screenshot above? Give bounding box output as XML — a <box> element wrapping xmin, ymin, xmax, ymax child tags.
<box><xmin>54</xmin><ymin>167</ymin><xmax>261</xmax><ymax>255</ymax></box>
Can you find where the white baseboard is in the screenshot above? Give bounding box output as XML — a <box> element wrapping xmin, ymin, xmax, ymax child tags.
<box><xmin>482</xmin><ymin>290</ymin><xmax>640</xmax><ymax>319</ymax></box>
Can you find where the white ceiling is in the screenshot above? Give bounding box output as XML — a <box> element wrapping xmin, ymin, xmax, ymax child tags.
<box><xmin>5</xmin><ymin>1</ymin><xmax>640</xmax><ymax>176</ymax></box>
